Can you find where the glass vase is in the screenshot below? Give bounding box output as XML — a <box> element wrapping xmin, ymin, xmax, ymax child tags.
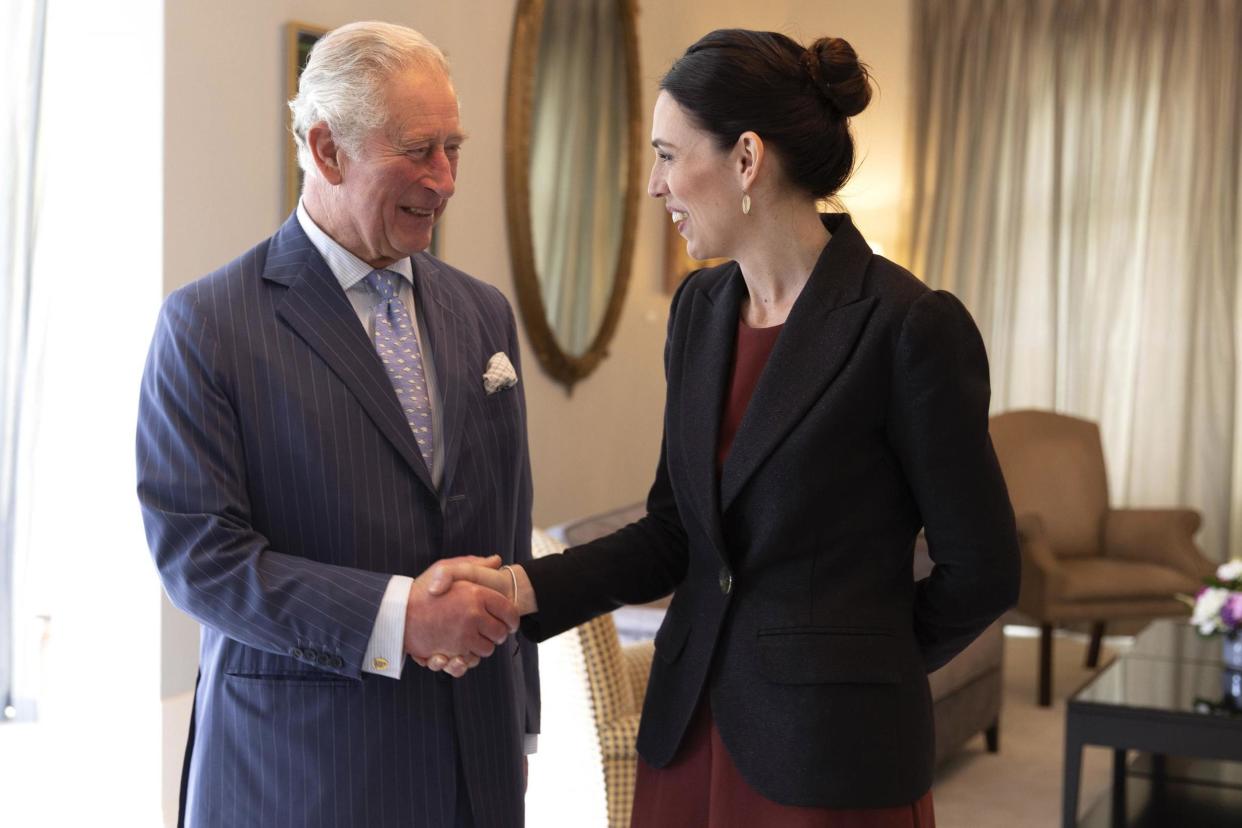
<box><xmin>1225</xmin><ymin>633</ymin><xmax>1242</xmax><ymax>671</ymax></box>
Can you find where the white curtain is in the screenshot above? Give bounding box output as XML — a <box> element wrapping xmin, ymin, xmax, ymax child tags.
<box><xmin>1</xmin><ymin>0</ymin><xmax>47</xmax><ymax>719</ymax></box>
<box><xmin>906</xmin><ymin>0</ymin><xmax>1242</xmax><ymax>562</ymax></box>
<box><xmin>528</xmin><ymin>0</ymin><xmax>628</xmax><ymax>356</ymax></box>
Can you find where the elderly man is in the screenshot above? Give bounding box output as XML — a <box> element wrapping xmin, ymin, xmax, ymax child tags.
<box><xmin>137</xmin><ymin>22</ymin><xmax>536</xmax><ymax>828</ymax></box>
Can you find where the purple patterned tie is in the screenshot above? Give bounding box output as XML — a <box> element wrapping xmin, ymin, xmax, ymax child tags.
<box><xmin>367</xmin><ymin>269</ymin><xmax>434</xmax><ymax>470</ymax></box>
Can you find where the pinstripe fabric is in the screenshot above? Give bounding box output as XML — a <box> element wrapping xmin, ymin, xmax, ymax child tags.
<box><xmin>137</xmin><ymin>214</ymin><xmax>538</xmax><ymax>827</ymax></box>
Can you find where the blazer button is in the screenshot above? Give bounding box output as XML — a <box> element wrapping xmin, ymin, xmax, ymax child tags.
<box><xmin>718</xmin><ymin>567</ymin><xmax>733</xmax><ymax>595</ymax></box>
<box><xmin>290</xmin><ymin>647</ymin><xmax>304</xmax><ymax>660</ymax></box>
<box><xmin>303</xmin><ymin>648</ymin><xmax>319</xmax><ymax>662</ymax></box>
<box><xmin>316</xmin><ymin>652</ymin><xmax>332</xmax><ymax>666</ymax></box>
<box><xmin>330</xmin><ymin>655</ymin><xmax>344</xmax><ymax>669</ymax></box>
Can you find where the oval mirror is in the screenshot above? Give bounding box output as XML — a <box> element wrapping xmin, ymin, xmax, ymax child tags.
<box><xmin>504</xmin><ymin>0</ymin><xmax>642</xmax><ymax>391</ymax></box>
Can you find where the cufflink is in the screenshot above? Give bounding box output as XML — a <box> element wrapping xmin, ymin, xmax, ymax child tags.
<box><xmin>373</xmin><ymin>656</ymin><xmax>390</xmax><ymax>670</ymax></box>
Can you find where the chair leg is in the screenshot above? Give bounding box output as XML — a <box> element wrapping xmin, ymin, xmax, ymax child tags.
<box><xmin>985</xmin><ymin>719</ymin><xmax>999</xmax><ymax>753</ymax></box>
<box><xmin>1039</xmin><ymin>623</ymin><xmax>1054</xmax><ymax>707</ymax></box>
<box><xmin>1086</xmin><ymin>621</ymin><xmax>1105</xmax><ymax>668</ymax></box>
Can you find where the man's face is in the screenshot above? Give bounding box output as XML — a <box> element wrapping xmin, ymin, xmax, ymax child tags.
<box><xmin>333</xmin><ymin>67</ymin><xmax>462</xmax><ymax>268</ymax></box>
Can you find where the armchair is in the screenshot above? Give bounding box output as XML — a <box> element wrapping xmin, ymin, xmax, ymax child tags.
<box><xmin>531</xmin><ymin>528</ymin><xmax>653</xmax><ymax>828</ymax></box>
<box><xmin>989</xmin><ymin>410</ymin><xmax>1215</xmax><ymax>705</ymax></box>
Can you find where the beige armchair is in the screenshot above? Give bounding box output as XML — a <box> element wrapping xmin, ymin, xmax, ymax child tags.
<box><xmin>989</xmin><ymin>410</ymin><xmax>1215</xmax><ymax>706</ymax></box>
<box><xmin>574</xmin><ymin>611</ymin><xmax>653</xmax><ymax>827</ymax></box>
<box><xmin>531</xmin><ymin>528</ymin><xmax>654</xmax><ymax>828</ymax></box>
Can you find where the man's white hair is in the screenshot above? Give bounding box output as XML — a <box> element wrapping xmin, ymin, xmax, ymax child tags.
<box><xmin>289</xmin><ymin>21</ymin><xmax>451</xmax><ymax>175</ymax></box>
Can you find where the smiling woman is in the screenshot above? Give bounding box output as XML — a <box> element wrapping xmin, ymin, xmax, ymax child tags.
<box><xmin>504</xmin><ymin>0</ymin><xmax>642</xmax><ymax>391</ymax></box>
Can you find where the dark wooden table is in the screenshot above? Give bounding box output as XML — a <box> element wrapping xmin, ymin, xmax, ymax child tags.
<box><xmin>1063</xmin><ymin>621</ymin><xmax>1242</xmax><ymax>827</ymax></box>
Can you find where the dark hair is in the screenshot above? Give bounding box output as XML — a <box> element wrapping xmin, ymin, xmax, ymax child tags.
<box><xmin>660</xmin><ymin>29</ymin><xmax>873</xmax><ymax>200</ymax></box>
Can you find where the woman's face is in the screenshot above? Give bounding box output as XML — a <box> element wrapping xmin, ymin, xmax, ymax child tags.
<box><xmin>647</xmin><ymin>91</ymin><xmax>742</xmax><ymax>262</ymax></box>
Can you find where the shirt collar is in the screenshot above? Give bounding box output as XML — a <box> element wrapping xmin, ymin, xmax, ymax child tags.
<box><xmin>296</xmin><ymin>199</ymin><xmax>415</xmax><ymax>291</ymax></box>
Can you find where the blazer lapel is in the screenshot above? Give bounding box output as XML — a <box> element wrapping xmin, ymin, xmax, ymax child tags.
<box><xmin>264</xmin><ymin>216</ymin><xmax>436</xmax><ymax>494</ymax></box>
<box><xmin>720</xmin><ymin>215</ymin><xmax>878</xmax><ymax>513</ymax></box>
<box><xmin>410</xmin><ymin>253</ymin><xmax>474</xmax><ymax>498</ymax></box>
<box><xmin>677</xmin><ymin>265</ymin><xmax>745</xmax><ymax>560</ymax></box>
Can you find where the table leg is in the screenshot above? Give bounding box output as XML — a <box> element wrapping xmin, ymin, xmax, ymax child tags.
<box><xmin>1110</xmin><ymin>748</ymin><xmax>1126</xmax><ymax>828</ymax></box>
<box><xmin>1063</xmin><ymin>720</ymin><xmax>1084</xmax><ymax>828</ymax></box>
<box><xmin>1150</xmin><ymin>753</ymin><xmax>1167</xmax><ymax>823</ymax></box>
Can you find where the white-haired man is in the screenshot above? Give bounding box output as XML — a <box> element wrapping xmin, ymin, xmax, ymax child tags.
<box><xmin>138</xmin><ymin>21</ymin><xmax>537</xmax><ymax>827</ymax></box>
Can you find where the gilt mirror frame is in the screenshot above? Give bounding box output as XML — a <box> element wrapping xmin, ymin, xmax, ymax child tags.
<box><xmin>503</xmin><ymin>0</ymin><xmax>643</xmax><ymax>392</ymax></box>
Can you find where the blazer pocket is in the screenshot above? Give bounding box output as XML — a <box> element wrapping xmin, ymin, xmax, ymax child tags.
<box><xmin>654</xmin><ymin>616</ymin><xmax>690</xmax><ymax>664</ymax></box>
<box><xmin>225</xmin><ymin>671</ymin><xmax>355</xmax><ymax>688</ymax></box>
<box><xmin>757</xmin><ymin>626</ymin><xmax>902</xmax><ymax>685</ymax></box>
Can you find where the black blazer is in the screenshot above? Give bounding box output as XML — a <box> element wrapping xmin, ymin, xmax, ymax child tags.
<box><xmin>523</xmin><ymin>214</ymin><xmax>1019</xmax><ymax>809</ymax></box>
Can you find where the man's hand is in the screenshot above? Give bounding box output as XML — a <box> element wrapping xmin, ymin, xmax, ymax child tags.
<box><xmin>427</xmin><ymin>561</ymin><xmax>537</xmax><ymax>615</ymax></box>
<box><xmin>404</xmin><ymin>555</ymin><xmax>518</xmax><ymax>678</ymax></box>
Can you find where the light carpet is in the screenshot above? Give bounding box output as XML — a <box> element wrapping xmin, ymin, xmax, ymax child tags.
<box><xmin>931</xmin><ymin>628</ymin><xmax>1122</xmax><ymax>827</ymax></box>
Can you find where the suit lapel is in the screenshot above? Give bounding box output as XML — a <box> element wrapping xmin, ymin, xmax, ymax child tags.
<box><xmin>678</xmin><ymin>265</ymin><xmax>745</xmax><ymax>561</ymax></box>
<box><xmin>410</xmin><ymin>253</ymin><xmax>473</xmax><ymax>497</ymax></box>
<box><xmin>264</xmin><ymin>216</ymin><xmax>436</xmax><ymax>495</ymax></box>
<box><xmin>720</xmin><ymin>215</ymin><xmax>878</xmax><ymax>513</ymax></box>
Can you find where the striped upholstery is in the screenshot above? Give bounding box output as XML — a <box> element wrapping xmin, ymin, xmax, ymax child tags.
<box><xmin>531</xmin><ymin>530</ymin><xmax>652</xmax><ymax>827</ymax></box>
<box><xmin>137</xmin><ymin>215</ymin><xmax>538</xmax><ymax>827</ymax></box>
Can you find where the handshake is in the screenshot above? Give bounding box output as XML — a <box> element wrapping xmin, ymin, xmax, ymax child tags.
<box><xmin>402</xmin><ymin>555</ymin><xmax>537</xmax><ymax>678</ymax></box>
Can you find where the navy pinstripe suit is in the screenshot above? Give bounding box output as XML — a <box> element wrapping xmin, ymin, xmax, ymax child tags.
<box><xmin>137</xmin><ymin>214</ymin><xmax>538</xmax><ymax>827</ymax></box>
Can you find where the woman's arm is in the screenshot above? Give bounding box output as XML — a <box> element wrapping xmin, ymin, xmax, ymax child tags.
<box><xmin>887</xmin><ymin>289</ymin><xmax>1021</xmax><ymax>672</ymax></box>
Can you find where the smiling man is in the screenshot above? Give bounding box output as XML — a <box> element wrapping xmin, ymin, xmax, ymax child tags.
<box><xmin>137</xmin><ymin>22</ymin><xmax>537</xmax><ymax>828</ymax></box>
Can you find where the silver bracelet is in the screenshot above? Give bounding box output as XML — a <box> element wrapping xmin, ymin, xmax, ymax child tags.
<box><xmin>501</xmin><ymin>564</ymin><xmax>519</xmax><ymax>606</ymax></box>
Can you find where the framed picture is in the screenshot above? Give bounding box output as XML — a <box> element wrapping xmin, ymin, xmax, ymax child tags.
<box><xmin>663</xmin><ymin>220</ymin><xmax>728</xmax><ymax>293</ymax></box>
<box><xmin>285</xmin><ymin>21</ymin><xmax>328</xmax><ymax>216</ymax></box>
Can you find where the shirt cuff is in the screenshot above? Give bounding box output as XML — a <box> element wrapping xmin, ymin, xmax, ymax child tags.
<box><xmin>362</xmin><ymin>575</ymin><xmax>413</xmax><ymax>679</ymax></box>
<box><xmin>523</xmin><ymin>734</ymin><xmax>538</xmax><ymax>755</ymax></box>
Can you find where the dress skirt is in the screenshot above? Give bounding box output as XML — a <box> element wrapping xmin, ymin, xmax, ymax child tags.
<box><xmin>630</xmin><ymin>701</ymin><xmax>935</xmax><ymax>827</ymax></box>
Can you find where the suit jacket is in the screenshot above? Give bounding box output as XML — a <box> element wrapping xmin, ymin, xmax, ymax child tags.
<box><xmin>137</xmin><ymin>215</ymin><xmax>538</xmax><ymax>828</ymax></box>
<box><xmin>522</xmin><ymin>214</ymin><xmax>1019</xmax><ymax>809</ymax></box>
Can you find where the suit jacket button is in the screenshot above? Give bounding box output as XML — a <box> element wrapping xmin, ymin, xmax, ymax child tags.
<box><xmin>316</xmin><ymin>652</ymin><xmax>332</xmax><ymax>666</ymax></box>
<box><xmin>330</xmin><ymin>656</ymin><xmax>344</xmax><ymax>669</ymax></box>
<box><xmin>303</xmin><ymin>648</ymin><xmax>318</xmax><ymax>662</ymax></box>
<box><xmin>719</xmin><ymin>567</ymin><xmax>733</xmax><ymax>595</ymax></box>
<box><xmin>290</xmin><ymin>647</ymin><xmax>304</xmax><ymax>659</ymax></box>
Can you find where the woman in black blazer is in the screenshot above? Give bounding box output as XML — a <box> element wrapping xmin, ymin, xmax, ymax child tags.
<box><xmin>435</xmin><ymin>29</ymin><xmax>1018</xmax><ymax>826</ymax></box>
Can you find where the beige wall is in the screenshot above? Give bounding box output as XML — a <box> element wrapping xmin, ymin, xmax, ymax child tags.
<box><xmin>532</xmin><ymin>0</ymin><xmax>913</xmax><ymax>527</ymax></box>
<box><xmin>164</xmin><ymin>0</ymin><xmax>911</xmax><ymax>529</ymax></box>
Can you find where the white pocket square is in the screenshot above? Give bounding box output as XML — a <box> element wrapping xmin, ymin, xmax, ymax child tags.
<box><xmin>483</xmin><ymin>352</ymin><xmax>518</xmax><ymax>395</ymax></box>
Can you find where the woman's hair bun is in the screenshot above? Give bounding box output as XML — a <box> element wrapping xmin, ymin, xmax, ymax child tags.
<box><xmin>802</xmin><ymin>37</ymin><xmax>873</xmax><ymax>118</ymax></box>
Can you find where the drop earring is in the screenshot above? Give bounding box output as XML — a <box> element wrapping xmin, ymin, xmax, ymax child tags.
<box><xmin>741</xmin><ymin>192</ymin><xmax>752</xmax><ymax>215</ymax></box>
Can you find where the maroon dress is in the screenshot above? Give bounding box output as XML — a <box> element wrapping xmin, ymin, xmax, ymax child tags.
<box><xmin>629</xmin><ymin>318</ymin><xmax>936</xmax><ymax>828</ymax></box>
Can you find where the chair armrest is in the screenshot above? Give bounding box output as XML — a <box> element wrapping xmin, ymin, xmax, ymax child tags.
<box><xmin>598</xmin><ymin>712</ymin><xmax>643</xmax><ymax>760</ymax></box>
<box><xmin>1014</xmin><ymin>513</ymin><xmax>1065</xmax><ymax>614</ymax></box>
<box><xmin>620</xmin><ymin>641</ymin><xmax>655</xmax><ymax>713</ymax></box>
<box><xmin>1104</xmin><ymin>508</ymin><xmax>1213</xmax><ymax>578</ymax></box>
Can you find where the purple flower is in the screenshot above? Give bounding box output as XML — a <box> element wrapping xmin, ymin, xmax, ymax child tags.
<box><xmin>1222</xmin><ymin>592</ymin><xmax>1242</xmax><ymax>631</ymax></box>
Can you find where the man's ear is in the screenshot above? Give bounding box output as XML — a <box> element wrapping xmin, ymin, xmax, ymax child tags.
<box><xmin>734</xmin><ymin>130</ymin><xmax>766</xmax><ymax>193</ymax></box>
<box><xmin>307</xmin><ymin>122</ymin><xmax>345</xmax><ymax>185</ymax></box>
